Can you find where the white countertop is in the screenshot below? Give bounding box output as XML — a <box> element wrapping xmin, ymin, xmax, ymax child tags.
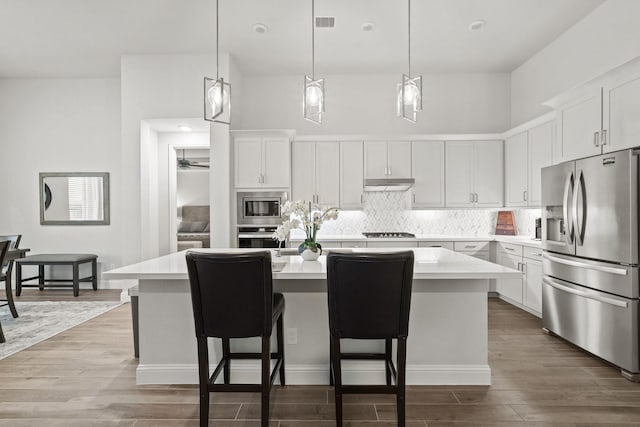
<box><xmin>289</xmin><ymin>233</ymin><xmax>543</xmax><ymax>248</ymax></box>
<box><xmin>103</xmin><ymin>247</ymin><xmax>523</xmax><ymax>281</ymax></box>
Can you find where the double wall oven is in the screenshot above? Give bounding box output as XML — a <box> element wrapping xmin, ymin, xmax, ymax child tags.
<box><xmin>236</xmin><ymin>191</ymin><xmax>287</xmax><ymax>248</ymax></box>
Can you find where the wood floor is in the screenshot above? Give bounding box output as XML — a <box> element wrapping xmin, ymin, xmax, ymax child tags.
<box><xmin>0</xmin><ymin>296</ymin><xmax>639</xmax><ymax>426</ymax></box>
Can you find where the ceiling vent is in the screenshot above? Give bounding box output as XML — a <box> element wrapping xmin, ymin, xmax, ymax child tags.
<box><xmin>315</xmin><ymin>16</ymin><xmax>335</xmax><ymax>28</ymax></box>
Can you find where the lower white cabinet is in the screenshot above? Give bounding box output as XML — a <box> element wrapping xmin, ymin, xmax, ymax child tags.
<box><xmin>495</xmin><ymin>243</ymin><xmax>542</xmax><ymax>317</ymax></box>
<box><xmin>367</xmin><ymin>241</ymin><xmax>418</xmax><ymax>248</ymax></box>
<box><xmin>496</xmin><ymin>251</ymin><xmax>524</xmax><ymax>303</ymax></box>
<box><xmin>523</xmin><ymin>258</ymin><xmax>542</xmax><ymax>314</ymax></box>
<box><xmin>418</xmin><ymin>241</ymin><xmax>454</xmax><ymax>250</ymax></box>
<box><xmin>454</xmin><ymin>241</ymin><xmax>490</xmax><ymax>261</ymax></box>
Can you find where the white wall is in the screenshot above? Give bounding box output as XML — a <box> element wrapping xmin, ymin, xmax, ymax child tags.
<box><xmin>0</xmin><ymin>78</ymin><xmax>122</xmax><ymax>273</ymax></box>
<box><xmin>238</xmin><ymin>73</ymin><xmax>511</xmax><ymax>134</ymax></box>
<box><xmin>177</xmin><ymin>171</ymin><xmax>209</xmax><ymax>207</ymax></box>
<box><xmin>511</xmin><ymin>0</ymin><xmax>640</xmax><ymax>126</ymax></box>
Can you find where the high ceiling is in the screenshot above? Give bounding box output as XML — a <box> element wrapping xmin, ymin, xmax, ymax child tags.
<box><xmin>0</xmin><ymin>0</ymin><xmax>604</xmax><ymax>78</ymax></box>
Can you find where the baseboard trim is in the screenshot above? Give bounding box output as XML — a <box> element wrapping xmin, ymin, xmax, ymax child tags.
<box><xmin>136</xmin><ymin>362</ymin><xmax>491</xmax><ymax>386</ymax></box>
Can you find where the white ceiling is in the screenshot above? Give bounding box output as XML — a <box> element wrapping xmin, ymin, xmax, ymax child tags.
<box><xmin>0</xmin><ymin>0</ymin><xmax>604</xmax><ymax>78</ymax></box>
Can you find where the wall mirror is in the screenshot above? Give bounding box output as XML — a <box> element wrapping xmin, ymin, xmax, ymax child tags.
<box><xmin>39</xmin><ymin>172</ymin><xmax>110</xmax><ymax>225</ymax></box>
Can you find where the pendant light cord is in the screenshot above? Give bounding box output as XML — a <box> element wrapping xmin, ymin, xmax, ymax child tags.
<box><xmin>311</xmin><ymin>0</ymin><xmax>315</xmax><ymax>79</ymax></box>
<box><xmin>408</xmin><ymin>0</ymin><xmax>411</xmax><ymax>76</ymax></box>
<box><xmin>216</xmin><ymin>0</ymin><xmax>220</xmax><ymax>80</ymax></box>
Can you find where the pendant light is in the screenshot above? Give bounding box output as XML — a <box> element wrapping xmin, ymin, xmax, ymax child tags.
<box><xmin>204</xmin><ymin>0</ymin><xmax>231</xmax><ymax>124</ymax></box>
<box><xmin>303</xmin><ymin>0</ymin><xmax>324</xmax><ymax>124</ymax></box>
<box><xmin>397</xmin><ymin>0</ymin><xmax>422</xmax><ymax>123</ymax></box>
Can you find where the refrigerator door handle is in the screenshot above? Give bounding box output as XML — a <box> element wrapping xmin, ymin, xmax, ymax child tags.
<box><xmin>572</xmin><ymin>169</ymin><xmax>585</xmax><ymax>246</ymax></box>
<box><xmin>562</xmin><ymin>171</ymin><xmax>574</xmax><ymax>245</ymax></box>
<box><xmin>543</xmin><ymin>253</ymin><xmax>628</xmax><ymax>276</ymax></box>
<box><xmin>543</xmin><ymin>276</ymin><xmax>629</xmax><ymax>308</ymax></box>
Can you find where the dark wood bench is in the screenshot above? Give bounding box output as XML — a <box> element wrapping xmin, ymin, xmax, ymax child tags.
<box><xmin>15</xmin><ymin>254</ymin><xmax>98</xmax><ymax>297</ymax></box>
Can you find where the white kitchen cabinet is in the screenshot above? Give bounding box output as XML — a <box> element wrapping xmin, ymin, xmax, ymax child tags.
<box><xmin>558</xmin><ymin>88</ymin><xmax>603</xmax><ymax>162</ymax></box>
<box><xmin>454</xmin><ymin>241</ymin><xmax>490</xmax><ymax>261</ymax></box>
<box><xmin>235</xmin><ymin>137</ymin><xmax>290</xmax><ymax>188</ymax></box>
<box><xmin>367</xmin><ymin>240</ymin><xmax>418</xmax><ymax>248</ymax></box>
<box><xmin>340</xmin><ymin>141</ymin><xmax>364</xmax><ymax>209</ymax></box>
<box><xmin>411</xmin><ymin>141</ymin><xmax>445</xmax><ymax>208</ymax></box>
<box><xmin>445</xmin><ymin>140</ymin><xmax>503</xmax><ymax>208</ymax></box>
<box><xmin>604</xmin><ymin>75</ymin><xmax>640</xmax><ymax>153</ymax></box>
<box><xmin>292</xmin><ymin>142</ymin><xmax>340</xmax><ymax>206</ymax></box>
<box><xmin>523</xmin><ymin>258</ymin><xmax>543</xmax><ymax>314</ymax></box>
<box><xmin>505</xmin><ymin>132</ymin><xmax>528</xmax><ymax>207</ymax></box>
<box><xmin>505</xmin><ymin>121</ymin><xmax>554</xmax><ymax>208</ymax></box>
<box><xmin>340</xmin><ymin>240</ymin><xmax>367</xmax><ymax>248</ymax></box>
<box><xmin>364</xmin><ymin>141</ymin><xmax>411</xmax><ymax>179</ymax></box>
<box><xmin>496</xmin><ymin>251</ymin><xmax>523</xmax><ymax>304</ymax></box>
<box><xmin>418</xmin><ymin>241</ymin><xmax>454</xmax><ymax>250</ymax></box>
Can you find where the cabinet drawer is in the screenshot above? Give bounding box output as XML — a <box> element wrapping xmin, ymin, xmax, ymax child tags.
<box><xmin>523</xmin><ymin>246</ymin><xmax>544</xmax><ymax>260</ymax></box>
<box><xmin>454</xmin><ymin>241</ymin><xmax>489</xmax><ymax>252</ymax></box>
<box><xmin>497</xmin><ymin>242</ymin><xmax>523</xmax><ymax>256</ymax></box>
<box><xmin>367</xmin><ymin>241</ymin><xmax>418</xmax><ymax>248</ymax></box>
<box><xmin>418</xmin><ymin>241</ymin><xmax>454</xmax><ymax>250</ymax></box>
<box><xmin>341</xmin><ymin>241</ymin><xmax>367</xmax><ymax>248</ymax></box>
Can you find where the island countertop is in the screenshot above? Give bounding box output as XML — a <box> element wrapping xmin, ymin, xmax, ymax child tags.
<box><xmin>103</xmin><ymin>247</ymin><xmax>522</xmax><ymax>281</ymax></box>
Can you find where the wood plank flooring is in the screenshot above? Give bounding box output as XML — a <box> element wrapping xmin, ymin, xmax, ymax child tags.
<box><xmin>0</xmin><ymin>297</ymin><xmax>638</xmax><ymax>425</ymax></box>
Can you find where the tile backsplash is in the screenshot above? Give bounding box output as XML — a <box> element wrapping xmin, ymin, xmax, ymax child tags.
<box><xmin>317</xmin><ymin>192</ymin><xmax>541</xmax><ymax>237</ymax></box>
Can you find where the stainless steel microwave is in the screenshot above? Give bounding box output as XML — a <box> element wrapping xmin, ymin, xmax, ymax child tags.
<box><xmin>237</xmin><ymin>191</ymin><xmax>287</xmax><ymax>226</ymax></box>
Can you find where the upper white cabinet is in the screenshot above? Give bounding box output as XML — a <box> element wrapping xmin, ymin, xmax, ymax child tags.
<box><xmin>364</xmin><ymin>141</ymin><xmax>411</xmax><ymax>179</ymax></box>
<box><xmin>340</xmin><ymin>141</ymin><xmax>364</xmax><ymax>209</ymax></box>
<box><xmin>411</xmin><ymin>141</ymin><xmax>445</xmax><ymax>208</ymax></box>
<box><xmin>445</xmin><ymin>140</ymin><xmax>503</xmax><ymax>208</ymax></box>
<box><xmin>292</xmin><ymin>142</ymin><xmax>340</xmax><ymax>206</ymax></box>
<box><xmin>505</xmin><ymin>121</ymin><xmax>554</xmax><ymax>207</ymax></box>
<box><xmin>235</xmin><ymin>137</ymin><xmax>290</xmax><ymax>188</ymax></box>
<box><xmin>551</xmin><ymin>59</ymin><xmax>640</xmax><ymax>161</ymax></box>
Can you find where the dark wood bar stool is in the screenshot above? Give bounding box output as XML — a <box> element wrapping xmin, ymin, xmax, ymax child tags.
<box><xmin>0</xmin><ymin>235</ymin><xmax>21</xmax><ymax>319</ymax></box>
<box><xmin>185</xmin><ymin>251</ymin><xmax>285</xmax><ymax>427</ymax></box>
<box><xmin>326</xmin><ymin>251</ymin><xmax>414</xmax><ymax>427</ymax></box>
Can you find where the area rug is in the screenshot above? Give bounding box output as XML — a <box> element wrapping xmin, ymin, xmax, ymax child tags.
<box><xmin>0</xmin><ymin>301</ymin><xmax>122</xmax><ymax>360</ymax></box>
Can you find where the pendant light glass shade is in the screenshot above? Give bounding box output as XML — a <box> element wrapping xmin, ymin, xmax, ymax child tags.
<box><xmin>397</xmin><ymin>74</ymin><xmax>422</xmax><ymax>123</ymax></box>
<box><xmin>304</xmin><ymin>76</ymin><xmax>324</xmax><ymax>124</ymax></box>
<box><xmin>204</xmin><ymin>0</ymin><xmax>231</xmax><ymax>124</ymax></box>
<box><xmin>303</xmin><ymin>0</ymin><xmax>324</xmax><ymax>124</ymax></box>
<box><xmin>204</xmin><ymin>76</ymin><xmax>231</xmax><ymax>124</ymax></box>
<box><xmin>397</xmin><ymin>0</ymin><xmax>422</xmax><ymax>123</ymax></box>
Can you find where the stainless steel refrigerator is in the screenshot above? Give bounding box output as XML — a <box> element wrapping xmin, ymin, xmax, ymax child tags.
<box><xmin>541</xmin><ymin>148</ymin><xmax>639</xmax><ymax>380</ymax></box>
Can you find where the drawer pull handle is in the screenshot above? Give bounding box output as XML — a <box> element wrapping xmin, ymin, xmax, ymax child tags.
<box><xmin>464</xmin><ymin>245</ymin><xmax>476</xmax><ymax>249</ymax></box>
<box><xmin>505</xmin><ymin>247</ymin><xmax>514</xmax><ymax>251</ymax></box>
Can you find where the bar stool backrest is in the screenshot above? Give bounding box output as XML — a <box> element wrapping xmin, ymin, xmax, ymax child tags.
<box><xmin>326</xmin><ymin>251</ymin><xmax>414</xmax><ymax>339</ymax></box>
<box><xmin>186</xmin><ymin>251</ymin><xmax>274</xmax><ymax>339</ymax></box>
<box><xmin>0</xmin><ymin>235</ymin><xmax>20</xmax><ymax>276</ymax></box>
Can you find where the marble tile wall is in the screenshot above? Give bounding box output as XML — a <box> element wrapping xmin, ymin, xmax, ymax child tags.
<box><xmin>317</xmin><ymin>192</ymin><xmax>541</xmax><ymax>237</ymax></box>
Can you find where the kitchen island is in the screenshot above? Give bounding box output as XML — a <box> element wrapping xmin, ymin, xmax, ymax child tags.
<box><xmin>103</xmin><ymin>248</ymin><xmax>521</xmax><ymax>386</ymax></box>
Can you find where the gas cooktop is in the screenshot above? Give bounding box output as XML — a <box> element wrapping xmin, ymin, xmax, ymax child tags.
<box><xmin>362</xmin><ymin>232</ymin><xmax>416</xmax><ymax>238</ymax></box>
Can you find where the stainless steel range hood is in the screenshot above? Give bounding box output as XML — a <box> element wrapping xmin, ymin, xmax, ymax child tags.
<box><xmin>363</xmin><ymin>178</ymin><xmax>415</xmax><ymax>192</ymax></box>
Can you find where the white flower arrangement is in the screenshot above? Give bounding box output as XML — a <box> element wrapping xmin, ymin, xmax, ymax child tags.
<box><xmin>273</xmin><ymin>200</ymin><xmax>339</xmax><ymax>253</ymax></box>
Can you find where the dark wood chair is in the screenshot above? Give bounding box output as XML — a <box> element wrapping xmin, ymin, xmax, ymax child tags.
<box><xmin>326</xmin><ymin>251</ymin><xmax>414</xmax><ymax>427</ymax></box>
<box><xmin>185</xmin><ymin>251</ymin><xmax>285</xmax><ymax>427</ymax></box>
<box><xmin>0</xmin><ymin>240</ymin><xmax>11</xmax><ymax>343</ymax></box>
<box><xmin>0</xmin><ymin>235</ymin><xmax>21</xmax><ymax>318</ymax></box>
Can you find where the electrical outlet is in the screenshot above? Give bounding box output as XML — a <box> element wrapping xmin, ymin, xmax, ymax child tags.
<box><xmin>286</xmin><ymin>328</ymin><xmax>298</xmax><ymax>345</ymax></box>
<box><xmin>109</xmin><ymin>264</ymin><xmax>116</xmax><ymax>270</ymax></box>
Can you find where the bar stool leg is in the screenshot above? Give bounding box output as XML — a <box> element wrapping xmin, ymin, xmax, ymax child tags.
<box><xmin>196</xmin><ymin>338</ymin><xmax>210</xmax><ymax>427</ymax></box>
<box><xmin>396</xmin><ymin>337</ymin><xmax>407</xmax><ymax>427</ymax></box>
<box><xmin>329</xmin><ymin>339</ymin><xmax>334</xmax><ymax>386</ymax></box>
<box><xmin>331</xmin><ymin>336</ymin><xmax>343</xmax><ymax>427</ymax></box>
<box><xmin>222</xmin><ymin>338</ymin><xmax>231</xmax><ymax>384</ymax></box>
<box><xmin>385</xmin><ymin>338</ymin><xmax>392</xmax><ymax>386</ymax></box>
<box><xmin>261</xmin><ymin>336</ymin><xmax>271</xmax><ymax>427</ymax></box>
<box><xmin>276</xmin><ymin>313</ymin><xmax>286</xmax><ymax>385</ymax></box>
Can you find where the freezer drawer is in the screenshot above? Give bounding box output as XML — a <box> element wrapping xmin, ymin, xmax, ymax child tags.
<box><xmin>542</xmin><ymin>276</ymin><xmax>639</xmax><ymax>373</ymax></box>
<box><xmin>543</xmin><ymin>252</ymin><xmax>639</xmax><ymax>299</ymax></box>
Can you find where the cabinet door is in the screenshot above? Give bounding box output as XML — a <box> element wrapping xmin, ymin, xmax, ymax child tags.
<box><xmin>560</xmin><ymin>89</ymin><xmax>602</xmax><ymax>162</ymax></box>
<box><xmin>474</xmin><ymin>140</ymin><xmax>504</xmax><ymax>207</ymax></box>
<box><xmin>340</xmin><ymin>141</ymin><xmax>364</xmax><ymax>209</ymax></box>
<box><xmin>388</xmin><ymin>141</ymin><xmax>412</xmax><ymax>178</ymax></box>
<box><xmin>505</xmin><ymin>132</ymin><xmax>528</xmax><ymax>207</ymax></box>
<box><xmin>367</xmin><ymin>241</ymin><xmax>418</xmax><ymax>248</ymax></box>
<box><xmin>364</xmin><ymin>141</ymin><xmax>388</xmax><ymax>178</ymax></box>
<box><xmin>524</xmin><ymin>259</ymin><xmax>542</xmax><ymax>315</ymax></box>
<box><xmin>315</xmin><ymin>142</ymin><xmax>340</xmax><ymax>206</ymax></box>
<box><xmin>605</xmin><ymin>75</ymin><xmax>640</xmax><ymax>153</ymax></box>
<box><xmin>291</xmin><ymin>142</ymin><xmax>316</xmax><ymax>203</ymax></box>
<box><xmin>235</xmin><ymin>138</ymin><xmax>262</xmax><ymax>188</ymax></box>
<box><xmin>528</xmin><ymin>121</ymin><xmax>554</xmax><ymax>206</ymax></box>
<box><xmin>445</xmin><ymin>141</ymin><xmax>474</xmax><ymax>207</ymax></box>
<box><xmin>496</xmin><ymin>252</ymin><xmax>523</xmax><ymax>304</ymax></box>
<box><xmin>411</xmin><ymin>141</ymin><xmax>444</xmax><ymax>208</ymax></box>
<box><xmin>263</xmin><ymin>138</ymin><xmax>290</xmax><ymax>187</ymax></box>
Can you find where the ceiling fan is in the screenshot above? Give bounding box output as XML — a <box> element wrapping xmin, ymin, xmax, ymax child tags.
<box><xmin>177</xmin><ymin>149</ymin><xmax>209</xmax><ymax>169</ymax></box>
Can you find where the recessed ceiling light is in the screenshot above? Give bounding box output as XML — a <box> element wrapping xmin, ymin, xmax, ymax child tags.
<box><xmin>178</xmin><ymin>125</ymin><xmax>191</xmax><ymax>132</ymax></box>
<box><xmin>469</xmin><ymin>19</ymin><xmax>486</xmax><ymax>30</ymax></box>
<box><xmin>362</xmin><ymin>22</ymin><xmax>375</xmax><ymax>32</ymax></box>
<box><xmin>253</xmin><ymin>23</ymin><xmax>268</xmax><ymax>34</ymax></box>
